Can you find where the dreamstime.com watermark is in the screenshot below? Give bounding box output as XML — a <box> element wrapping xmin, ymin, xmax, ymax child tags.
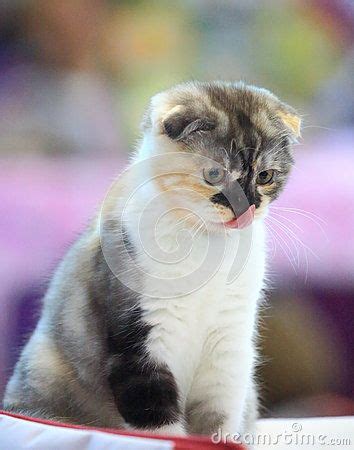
<box><xmin>211</xmin><ymin>423</ymin><xmax>351</xmax><ymax>447</ymax></box>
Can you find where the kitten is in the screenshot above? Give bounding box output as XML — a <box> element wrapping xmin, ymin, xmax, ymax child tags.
<box><xmin>3</xmin><ymin>81</ymin><xmax>300</xmax><ymax>437</ymax></box>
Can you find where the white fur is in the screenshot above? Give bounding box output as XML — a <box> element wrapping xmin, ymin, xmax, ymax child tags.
<box><xmin>119</xmin><ymin>132</ymin><xmax>267</xmax><ymax>436</ymax></box>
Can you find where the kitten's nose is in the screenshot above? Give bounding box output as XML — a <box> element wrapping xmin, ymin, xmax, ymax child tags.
<box><xmin>210</xmin><ymin>190</ymin><xmax>250</xmax><ymax>218</ymax></box>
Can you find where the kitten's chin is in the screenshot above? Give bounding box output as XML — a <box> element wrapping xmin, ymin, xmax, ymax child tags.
<box><xmin>210</xmin><ymin>204</ymin><xmax>255</xmax><ymax>231</ymax></box>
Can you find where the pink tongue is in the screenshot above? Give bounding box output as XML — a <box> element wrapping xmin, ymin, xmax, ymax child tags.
<box><xmin>225</xmin><ymin>205</ymin><xmax>255</xmax><ymax>229</ymax></box>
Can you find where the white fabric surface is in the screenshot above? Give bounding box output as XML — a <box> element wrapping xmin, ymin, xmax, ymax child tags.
<box><xmin>1</xmin><ymin>413</ymin><xmax>354</xmax><ymax>450</ymax></box>
<box><xmin>0</xmin><ymin>414</ymin><xmax>174</xmax><ymax>450</ymax></box>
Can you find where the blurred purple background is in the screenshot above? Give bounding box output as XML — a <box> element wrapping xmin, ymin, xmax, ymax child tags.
<box><xmin>1</xmin><ymin>0</ymin><xmax>354</xmax><ymax>418</ymax></box>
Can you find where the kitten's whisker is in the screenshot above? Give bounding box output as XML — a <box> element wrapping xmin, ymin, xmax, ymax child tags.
<box><xmin>266</xmin><ymin>218</ymin><xmax>299</xmax><ymax>272</ymax></box>
<box><xmin>268</xmin><ymin>212</ymin><xmax>312</xmax><ymax>282</ymax></box>
<box><xmin>304</xmin><ymin>243</ymin><xmax>309</xmax><ymax>283</ymax></box>
<box><xmin>266</xmin><ymin>216</ymin><xmax>300</xmax><ymax>268</ymax></box>
<box><xmin>264</xmin><ymin>223</ymin><xmax>277</xmax><ymax>259</ymax></box>
<box><xmin>302</xmin><ymin>125</ymin><xmax>337</xmax><ymax>132</ymax></box>
<box><xmin>268</xmin><ymin>215</ymin><xmax>320</xmax><ymax>262</ymax></box>
<box><xmin>270</xmin><ymin>206</ymin><xmax>328</xmax><ymax>240</ymax></box>
<box><xmin>269</xmin><ymin>210</ymin><xmax>304</xmax><ymax>234</ymax></box>
<box><xmin>271</xmin><ymin>206</ymin><xmax>326</xmax><ymax>224</ymax></box>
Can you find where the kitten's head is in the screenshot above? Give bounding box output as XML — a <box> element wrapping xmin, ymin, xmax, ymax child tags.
<box><xmin>141</xmin><ymin>81</ymin><xmax>301</xmax><ymax>230</ymax></box>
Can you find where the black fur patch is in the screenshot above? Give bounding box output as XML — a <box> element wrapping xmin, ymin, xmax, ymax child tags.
<box><xmin>109</xmin><ymin>360</ymin><xmax>179</xmax><ymax>428</ymax></box>
<box><xmin>163</xmin><ymin>112</ymin><xmax>215</xmax><ymax>140</ymax></box>
<box><xmin>236</xmin><ymin>111</ymin><xmax>253</xmax><ymax>130</ymax></box>
<box><xmin>210</xmin><ymin>192</ymin><xmax>233</xmax><ymax>211</ymax></box>
<box><xmin>211</xmin><ymin>182</ymin><xmax>256</xmax><ymax>217</ymax></box>
<box><xmin>94</xmin><ymin>227</ymin><xmax>181</xmax><ymax>429</ymax></box>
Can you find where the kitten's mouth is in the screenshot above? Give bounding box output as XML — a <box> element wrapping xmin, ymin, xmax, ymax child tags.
<box><xmin>223</xmin><ymin>205</ymin><xmax>255</xmax><ymax>229</ymax></box>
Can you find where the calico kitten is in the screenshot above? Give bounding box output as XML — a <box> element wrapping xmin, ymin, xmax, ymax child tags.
<box><xmin>3</xmin><ymin>81</ymin><xmax>300</xmax><ymax>437</ymax></box>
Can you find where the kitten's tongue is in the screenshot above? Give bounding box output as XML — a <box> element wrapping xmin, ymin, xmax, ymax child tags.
<box><xmin>224</xmin><ymin>205</ymin><xmax>255</xmax><ymax>229</ymax></box>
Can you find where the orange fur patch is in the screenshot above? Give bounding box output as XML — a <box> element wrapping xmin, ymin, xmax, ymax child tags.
<box><xmin>278</xmin><ymin>111</ymin><xmax>301</xmax><ymax>137</ymax></box>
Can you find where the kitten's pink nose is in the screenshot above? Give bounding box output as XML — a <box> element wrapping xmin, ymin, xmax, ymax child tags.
<box><xmin>224</xmin><ymin>204</ymin><xmax>255</xmax><ymax>229</ymax></box>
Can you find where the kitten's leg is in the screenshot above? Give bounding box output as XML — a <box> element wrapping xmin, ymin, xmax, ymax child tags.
<box><xmin>187</xmin><ymin>345</ymin><xmax>256</xmax><ymax>436</ymax></box>
<box><xmin>187</xmin><ymin>297</ymin><xmax>258</xmax><ymax>437</ymax></box>
<box><xmin>242</xmin><ymin>381</ymin><xmax>259</xmax><ymax>434</ymax></box>
<box><xmin>109</xmin><ymin>357</ymin><xmax>186</xmax><ymax>435</ymax></box>
<box><xmin>108</xmin><ymin>297</ymin><xmax>189</xmax><ymax>435</ymax></box>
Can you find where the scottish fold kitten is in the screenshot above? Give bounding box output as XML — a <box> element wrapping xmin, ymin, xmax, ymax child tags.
<box><xmin>3</xmin><ymin>81</ymin><xmax>300</xmax><ymax>437</ymax></box>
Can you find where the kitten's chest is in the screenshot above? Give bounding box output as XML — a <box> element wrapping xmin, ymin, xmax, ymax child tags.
<box><xmin>140</xmin><ymin>222</ymin><xmax>265</xmax><ymax>338</ymax></box>
<box><xmin>138</xmin><ymin>223</ymin><xmax>265</xmax><ymax>393</ymax></box>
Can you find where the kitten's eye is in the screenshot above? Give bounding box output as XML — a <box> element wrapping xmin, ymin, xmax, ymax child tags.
<box><xmin>203</xmin><ymin>166</ymin><xmax>226</xmax><ymax>185</ymax></box>
<box><xmin>257</xmin><ymin>170</ymin><xmax>274</xmax><ymax>185</ymax></box>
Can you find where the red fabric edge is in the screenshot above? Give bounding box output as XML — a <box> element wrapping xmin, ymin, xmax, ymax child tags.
<box><xmin>0</xmin><ymin>410</ymin><xmax>245</xmax><ymax>450</ymax></box>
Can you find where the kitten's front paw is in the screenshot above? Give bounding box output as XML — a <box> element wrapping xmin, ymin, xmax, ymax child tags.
<box><xmin>111</xmin><ymin>366</ymin><xmax>181</xmax><ymax>430</ymax></box>
<box><xmin>148</xmin><ymin>421</ymin><xmax>186</xmax><ymax>436</ymax></box>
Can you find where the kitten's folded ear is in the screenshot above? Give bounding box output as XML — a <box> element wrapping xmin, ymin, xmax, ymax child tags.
<box><xmin>277</xmin><ymin>105</ymin><xmax>302</xmax><ymax>140</ymax></box>
<box><xmin>161</xmin><ymin>105</ymin><xmax>215</xmax><ymax>141</ymax></box>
